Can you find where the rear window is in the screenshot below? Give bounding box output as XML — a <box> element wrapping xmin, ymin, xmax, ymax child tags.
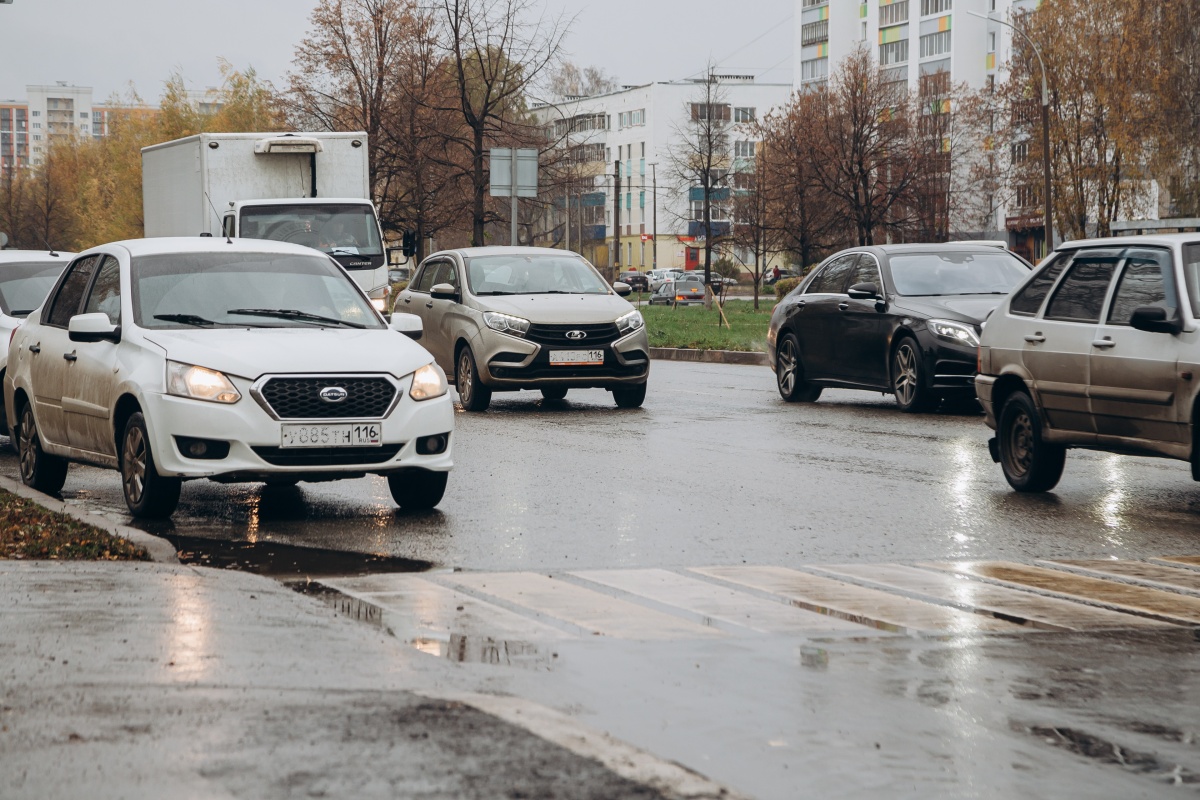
<box><xmin>1009</xmin><ymin>253</ymin><xmax>1071</xmax><ymax>316</ymax></box>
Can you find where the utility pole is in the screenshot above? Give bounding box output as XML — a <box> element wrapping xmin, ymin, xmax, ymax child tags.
<box><xmin>612</xmin><ymin>160</ymin><xmax>621</xmax><ymax>280</ymax></box>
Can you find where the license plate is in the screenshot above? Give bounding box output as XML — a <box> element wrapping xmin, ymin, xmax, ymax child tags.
<box><xmin>549</xmin><ymin>349</ymin><xmax>604</xmax><ymax>365</ymax></box>
<box><xmin>280</xmin><ymin>423</ymin><xmax>382</xmax><ymax>448</ymax></box>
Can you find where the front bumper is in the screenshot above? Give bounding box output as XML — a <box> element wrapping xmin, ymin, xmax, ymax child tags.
<box><xmin>141</xmin><ymin>375</ymin><xmax>454</xmax><ymax>480</ymax></box>
<box><xmin>921</xmin><ymin>334</ymin><xmax>979</xmax><ymax>393</ymax></box>
<box><xmin>475</xmin><ymin>327</ymin><xmax>650</xmax><ymax>390</ymax></box>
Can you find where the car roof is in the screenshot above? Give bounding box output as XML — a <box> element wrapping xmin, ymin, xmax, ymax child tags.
<box><xmin>79</xmin><ymin>237</ymin><xmax>329</xmax><ymax>258</ymax></box>
<box><xmin>0</xmin><ymin>249</ymin><xmax>75</xmax><ymax>264</ymax></box>
<box><xmin>1053</xmin><ymin>233</ymin><xmax>1200</xmax><ymax>250</ymax></box>
<box><xmin>429</xmin><ymin>246</ymin><xmax>588</xmax><ymax>259</ymax></box>
<box><xmin>856</xmin><ymin>243</ymin><xmax>1020</xmax><ymax>256</ymax></box>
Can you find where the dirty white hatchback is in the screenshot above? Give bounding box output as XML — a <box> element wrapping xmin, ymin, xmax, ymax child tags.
<box><xmin>4</xmin><ymin>238</ymin><xmax>453</xmax><ymax>518</ymax></box>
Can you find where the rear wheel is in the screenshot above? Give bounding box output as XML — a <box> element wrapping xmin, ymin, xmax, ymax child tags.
<box><xmin>456</xmin><ymin>346</ymin><xmax>492</xmax><ymax>412</ymax></box>
<box><xmin>892</xmin><ymin>336</ymin><xmax>936</xmax><ymax>413</ymax></box>
<box><xmin>612</xmin><ymin>382</ymin><xmax>647</xmax><ymax>409</ymax></box>
<box><xmin>17</xmin><ymin>402</ymin><xmax>68</xmax><ymax>494</ymax></box>
<box><xmin>775</xmin><ymin>334</ymin><xmax>822</xmax><ymax>402</ymax></box>
<box><xmin>388</xmin><ymin>470</ymin><xmax>448</xmax><ymax>510</ymax></box>
<box><xmin>121</xmin><ymin>412</ymin><xmax>181</xmax><ymax>519</ymax></box>
<box><xmin>997</xmin><ymin>392</ymin><xmax>1065</xmax><ymax>492</ymax></box>
<box><xmin>541</xmin><ymin>387</ymin><xmax>568</xmax><ymax>401</ymax></box>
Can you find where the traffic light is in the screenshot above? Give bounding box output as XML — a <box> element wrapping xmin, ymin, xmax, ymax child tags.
<box><xmin>401</xmin><ymin>231</ymin><xmax>416</xmax><ymax>257</ymax></box>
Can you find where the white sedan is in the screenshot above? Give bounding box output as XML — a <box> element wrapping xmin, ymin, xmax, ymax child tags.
<box><xmin>4</xmin><ymin>238</ymin><xmax>453</xmax><ymax>518</ymax></box>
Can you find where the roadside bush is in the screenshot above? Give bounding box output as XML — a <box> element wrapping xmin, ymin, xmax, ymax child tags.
<box><xmin>774</xmin><ymin>277</ymin><xmax>802</xmax><ymax>299</ymax></box>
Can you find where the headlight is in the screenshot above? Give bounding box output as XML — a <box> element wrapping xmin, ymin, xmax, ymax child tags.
<box><xmin>371</xmin><ymin>297</ymin><xmax>387</xmax><ymax>312</ymax></box>
<box><xmin>615</xmin><ymin>310</ymin><xmax>645</xmax><ymax>334</ymax></box>
<box><xmin>483</xmin><ymin>311</ymin><xmax>530</xmax><ymax>337</ymax></box>
<box><xmin>166</xmin><ymin>361</ymin><xmax>241</xmax><ymax>404</ymax></box>
<box><xmin>928</xmin><ymin>319</ymin><xmax>980</xmax><ymax>348</ymax></box>
<box><xmin>409</xmin><ymin>363</ymin><xmax>448</xmax><ymax>401</ymax></box>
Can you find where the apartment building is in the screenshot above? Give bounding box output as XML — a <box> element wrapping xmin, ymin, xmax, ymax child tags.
<box><xmin>534</xmin><ymin>77</ymin><xmax>792</xmax><ymax>273</ymax></box>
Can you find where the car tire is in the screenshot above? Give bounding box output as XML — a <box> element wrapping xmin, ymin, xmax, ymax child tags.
<box><xmin>892</xmin><ymin>336</ymin><xmax>937</xmax><ymax>413</ymax></box>
<box><xmin>16</xmin><ymin>402</ymin><xmax>68</xmax><ymax>495</ymax></box>
<box><xmin>612</xmin><ymin>382</ymin><xmax>647</xmax><ymax>409</ymax></box>
<box><xmin>456</xmin><ymin>346</ymin><xmax>492</xmax><ymax>412</ymax></box>
<box><xmin>120</xmin><ymin>412</ymin><xmax>181</xmax><ymax>519</ymax></box>
<box><xmin>997</xmin><ymin>391</ymin><xmax>1066</xmax><ymax>492</ymax></box>
<box><xmin>388</xmin><ymin>469</ymin><xmax>448</xmax><ymax>510</ymax></box>
<box><xmin>775</xmin><ymin>334</ymin><xmax>822</xmax><ymax>402</ymax></box>
<box><xmin>541</xmin><ymin>387</ymin><xmax>568</xmax><ymax>401</ymax></box>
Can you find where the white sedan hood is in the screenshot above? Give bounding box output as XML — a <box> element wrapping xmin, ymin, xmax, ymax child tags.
<box><xmin>474</xmin><ymin>293</ymin><xmax>634</xmax><ymax>324</ymax></box>
<box><xmin>141</xmin><ymin>327</ymin><xmax>434</xmax><ymax>380</ymax></box>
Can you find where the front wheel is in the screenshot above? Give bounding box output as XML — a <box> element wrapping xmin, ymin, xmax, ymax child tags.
<box><xmin>388</xmin><ymin>470</ymin><xmax>448</xmax><ymax>510</ymax></box>
<box><xmin>997</xmin><ymin>392</ymin><xmax>1065</xmax><ymax>492</ymax></box>
<box><xmin>456</xmin><ymin>346</ymin><xmax>492</xmax><ymax>412</ymax></box>
<box><xmin>775</xmin><ymin>334</ymin><xmax>822</xmax><ymax>402</ymax></box>
<box><xmin>17</xmin><ymin>403</ymin><xmax>68</xmax><ymax>494</ymax></box>
<box><xmin>612</xmin><ymin>383</ymin><xmax>647</xmax><ymax>409</ymax></box>
<box><xmin>892</xmin><ymin>337</ymin><xmax>936</xmax><ymax>413</ymax></box>
<box><xmin>541</xmin><ymin>387</ymin><xmax>568</xmax><ymax>401</ymax></box>
<box><xmin>121</xmin><ymin>412</ymin><xmax>181</xmax><ymax>519</ymax></box>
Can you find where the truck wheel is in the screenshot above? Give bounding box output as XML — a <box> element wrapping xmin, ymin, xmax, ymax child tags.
<box><xmin>997</xmin><ymin>392</ymin><xmax>1065</xmax><ymax>492</ymax></box>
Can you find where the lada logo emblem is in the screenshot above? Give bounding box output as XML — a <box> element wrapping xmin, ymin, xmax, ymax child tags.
<box><xmin>319</xmin><ymin>386</ymin><xmax>349</xmax><ymax>403</ymax></box>
<box><xmin>566</xmin><ymin>330</ymin><xmax>587</xmax><ymax>340</ymax></box>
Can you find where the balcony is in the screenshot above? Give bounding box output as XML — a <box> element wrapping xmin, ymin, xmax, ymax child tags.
<box><xmin>687</xmin><ymin>221</ymin><xmax>732</xmax><ymax>238</ymax></box>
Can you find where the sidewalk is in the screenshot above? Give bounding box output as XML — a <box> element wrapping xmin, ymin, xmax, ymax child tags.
<box><xmin>0</xmin><ymin>560</ymin><xmax>736</xmax><ymax>800</ymax></box>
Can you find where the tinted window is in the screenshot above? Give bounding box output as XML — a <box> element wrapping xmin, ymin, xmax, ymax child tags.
<box><xmin>1044</xmin><ymin>251</ymin><xmax>1121</xmax><ymax>323</ymax></box>
<box><xmin>847</xmin><ymin>255</ymin><xmax>881</xmax><ymax>291</ymax></box>
<box><xmin>0</xmin><ymin>261</ymin><xmax>65</xmax><ymax>317</ymax></box>
<box><xmin>806</xmin><ymin>255</ymin><xmax>857</xmax><ymax>294</ymax></box>
<box><xmin>1010</xmin><ymin>253</ymin><xmax>1070</xmax><ymax>315</ymax></box>
<box><xmin>45</xmin><ymin>255</ymin><xmax>99</xmax><ymax>327</ymax></box>
<box><xmin>413</xmin><ymin>261</ymin><xmax>440</xmax><ymax>293</ymax></box>
<box><xmin>1183</xmin><ymin>243</ymin><xmax>1200</xmax><ymax>318</ymax></box>
<box><xmin>888</xmin><ymin>251</ymin><xmax>1029</xmax><ymax>296</ymax></box>
<box><xmin>1107</xmin><ymin>250</ymin><xmax>1171</xmax><ymax>325</ymax></box>
<box><xmin>83</xmin><ymin>256</ymin><xmax>122</xmax><ymax>325</ymax></box>
<box><xmin>434</xmin><ymin>260</ymin><xmax>459</xmax><ymax>290</ymax></box>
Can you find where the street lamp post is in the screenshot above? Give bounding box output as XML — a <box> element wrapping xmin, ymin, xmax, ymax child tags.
<box><xmin>648</xmin><ymin>161</ymin><xmax>658</xmax><ymax>271</ymax></box>
<box><xmin>969</xmin><ymin>10</ymin><xmax>1054</xmax><ymax>258</ymax></box>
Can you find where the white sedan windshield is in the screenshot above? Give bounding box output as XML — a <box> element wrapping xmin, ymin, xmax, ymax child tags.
<box><xmin>465</xmin><ymin>254</ymin><xmax>611</xmax><ymax>295</ymax></box>
<box><xmin>132</xmin><ymin>253</ymin><xmax>383</xmax><ymax>329</ymax></box>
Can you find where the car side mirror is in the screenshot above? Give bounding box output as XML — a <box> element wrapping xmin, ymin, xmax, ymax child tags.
<box><xmin>430</xmin><ymin>282</ymin><xmax>459</xmax><ymax>302</ymax></box>
<box><xmin>847</xmin><ymin>282</ymin><xmax>880</xmax><ymax>300</ymax></box>
<box><xmin>390</xmin><ymin>312</ymin><xmax>423</xmax><ymax>340</ymax></box>
<box><xmin>1129</xmin><ymin>305</ymin><xmax>1182</xmax><ymax>334</ymax></box>
<box><xmin>613</xmin><ymin>281</ymin><xmax>632</xmax><ymax>297</ymax></box>
<box><xmin>68</xmin><ymin>312</ymin><xmax>120</xmax><ymax>343</ymax></box>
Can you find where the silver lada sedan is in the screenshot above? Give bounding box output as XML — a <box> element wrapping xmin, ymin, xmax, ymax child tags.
<box><xmin>395</xmin><ymin>247</ymin><xmax>650</xmax><ymax>411</ymax></box>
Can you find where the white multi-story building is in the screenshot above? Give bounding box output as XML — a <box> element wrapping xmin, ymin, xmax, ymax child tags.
<box><xmin>534</xmin><ymin>77</ymin><xmax>793</xmax><ymax>273</ymax></box>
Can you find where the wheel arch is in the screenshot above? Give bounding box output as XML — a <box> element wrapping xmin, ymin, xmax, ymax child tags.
<box><xmin>886</xmin><ymin>327</ymin><xmax>921</xmax><ymax>384</ymax></box>
<box><xmin>112</xmin><ymin>393</ymin><xmax>143</xmax><ymax>456</ymax></box>
<box><xmin>991</xmin><ymin>372</ymin><xmax>1032</xmax><ymax>417</ymax></box>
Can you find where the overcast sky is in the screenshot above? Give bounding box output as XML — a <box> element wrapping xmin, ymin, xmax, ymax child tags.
<box><xmin>0</xmin><ymin>0</ymin><xmax>795</xmax><ymax>103</ymax></box>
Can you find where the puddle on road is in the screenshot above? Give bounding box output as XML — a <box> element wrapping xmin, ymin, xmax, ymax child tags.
<box><xmin>1020</xmin><ymin>723</ymin><xmax>1200</xmax><ymax>785</ymax></box>
<box><xmin>160</xmin><ymin>533</ymin><xmax>433</xmax><ymax>580</ymax></box>
<box><xmin>413</xmin><ymin>634</ymin><xmax>558</xmax><ymax>670</ymax></box>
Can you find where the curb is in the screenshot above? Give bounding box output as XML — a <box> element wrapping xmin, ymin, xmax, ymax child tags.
<box><xmin>650</xmin><ymin>348</ymin><xmax>768</xmax><ymax>367</ymax></box>
<box><xmin>0</xmin><ymin>473</ymin><xmax>179</xmax><ymax>564</ymax></box>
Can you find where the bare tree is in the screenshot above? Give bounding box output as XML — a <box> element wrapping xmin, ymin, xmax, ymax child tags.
<box><xmin>547</xmin><ymin>62</ymin><xmax>618</xmax><ymax>98</ymax></box>
<box><xmin>729</xmin><ymin>120</ymin><xmax>783</xmax><ymax>309</ymax></box>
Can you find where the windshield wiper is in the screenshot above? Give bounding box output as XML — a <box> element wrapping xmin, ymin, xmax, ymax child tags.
<box><xmin>226</xmin><ymin>308</ymin><xmax>365</xmax><ymax>329</ymax></box>
<box><xmin>154</xmin><ymin>313</ymin><xmax>219</xmax><ymax>327</ymax></box>
<box><xmin>474</xmin><ymin>290</ymin><xmax>516</xmax><ymax>296</ymax></box>
<box><xmin>10</xmin><ymin>309</ymin><xmax>32</xmax><ymax>317</ymax></box>
<box><xmin>327</xmin><ymin>247</ymin><xmax>360</xmax><ymax>256</ymax></box>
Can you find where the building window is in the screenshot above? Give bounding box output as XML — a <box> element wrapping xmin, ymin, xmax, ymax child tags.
<box><xmin>920</xmin><ymin>0</ymin><xmax>951</xmax><ymax>15</ymax></box>
<box><xmin>988</xmin><ymin>32</ymin><xmax>997</xmax><ymax>52</ymax></box>
<box><xmin>801</xmin><ymin>20</ymin><xmax>829</xmax><ymax>46</ymax></box>
<box><xmin>734</xmin><ymin>140</ymin><xmax>757</xmax><ymax>158</ymax></box>
<box><xmin>618</xmin><ymin>109</ymin><xmax>646</xmax><ymax>128</ymax></box>
<box><xmin>734</xmin><ymin>107</ymin><xmax>757</xmax><ymax>123</ymax></box>
<box><xmin>32</xmin><ymin>134</ymin><xmax>41</xmax><ymax>141</ymax></box>
<box><xmin>879</xmin><ymin>1</ymin><xmax>909</xmax><ymax>27</ymax></box>
<box><xmin>691</xmin><ymin>103</ymin><xmax>731</xmax><ymax>122</ymax></box>
<box><xmin>690</xmin><ymin>199</ymin><xmax>731</xmax><ymax>222</ymax></box>
<box><xmin>920</xmin><ymin>31</ymin><xmax>951</xmax><ymax>58</ymax></box>
<box><xmin>802</xmin><ymin>0</ymin><xmax>827</xmax><ymax>6</ymax></box>
<box><xmin>879</xmin><ymin>40</ymin><xmax>909</xmax><ymax>66</ymax></box>
<box><xmin>31</xmin><ymin>122</ymin><xmax>40</xmax><ymax>129</ymax></box>
<box><xmin>801</xmin><ymin>58</ymin><xmax>830</xmax><ymax>82</ymax></box>
<box><xmin>31</xmin><ymin>110</ymin><xmax>39</xmax><ymax>116</ymax></box>
<box><xmin>1011</xmin><ymin>141</ymin><xmax>1030</xmax><ymax>164</ymax></box>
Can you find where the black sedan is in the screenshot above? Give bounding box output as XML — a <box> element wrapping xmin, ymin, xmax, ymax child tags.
<box><xmin>618</xmin><ymin>271</ymin><xmax>649</xmax><ymax>292</ymax></box>
<box><xmin>767</xmin><ymin>244</ymin><xmax>1032</xmax><ymax>412</ymax></box>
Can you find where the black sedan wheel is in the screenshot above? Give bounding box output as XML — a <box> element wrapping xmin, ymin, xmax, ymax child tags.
<box><xmin>997</xmin><ymin>392</ymin><xmax>1065</xmax><ymax>492</ymax></box>
<box><xmin>891</xmin><ymin>337</ymin><xmax>936</xmax><ymax>413</ymax></box>
<box><xmin>775</xmin><ymin>334</ymin><xmax>821</xmax><ymax>402</ymax></box>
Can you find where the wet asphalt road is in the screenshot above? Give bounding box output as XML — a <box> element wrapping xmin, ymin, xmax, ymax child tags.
<box><xmin>6</xmin><ymin>359</ymin><xmax>1200</xmax><ymax>571</ymax></box>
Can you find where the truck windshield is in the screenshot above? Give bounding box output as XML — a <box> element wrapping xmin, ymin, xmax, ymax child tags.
<box><xmin>239</xmin><ymin>204</ymin><xmax>384</xmax><ymax>258</ymax></box>
<box><xmin>0</xmin><ymin>261</ymin><xmax>66</xmax><ymax>317</ymax></box>
<box><xmin>131</xmin><ymin>252</ymin><xmax>384</xmax><ymax>330</ymax></box>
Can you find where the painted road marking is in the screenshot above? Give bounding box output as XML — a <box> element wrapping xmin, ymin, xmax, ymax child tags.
<box><xmin>926</xmin><ymin>561</ymin><xmax>1200</xmax><ymax>625</ymax></box>
<box><xmin>1046</xmin><ymin>559</ymin><xmax>1200</xmax><ymax>596</ymax></box>
<box><xmin>441</xmin><ymin>572</ymin><xmax>728</xmax><ymax>640</ymax></box>
<box><xmin>812</xmin><ymin>563</ymin><xmax>1176</xmax><ymax>631</ymax></box>
<box><xmin>690</xmin><ymin>566</ymin><xmax>1022</xmax><ymax>635</ymax></box>
<box><xmin>570</xmin><ymin>568</ymin><xmax>875</xmax><ymax>634</ymax></box>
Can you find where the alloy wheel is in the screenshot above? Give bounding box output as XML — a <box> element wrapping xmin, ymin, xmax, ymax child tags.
<box><xmin>122</xmin><ymin>425</ymin><xmax>147</xmax><ymax>506</ymax></box>
<box><xmin>457</xmin><ymin>350</ymin><xmax>473</xmax><ymax>403</ymax></box>
<box><xmin>894</xmin><ymin>344</ymin><xmax>918</xmax><ymax>407</ymax></box>
<box><xmin>777</xmin><ymin>340</ymin><xmax>797</xmax><ymax>396</ymax></box>
<box><xmin>18</xmin><ymin>406</ymin><xmax>37</xmax><ymax>483</ymax></box>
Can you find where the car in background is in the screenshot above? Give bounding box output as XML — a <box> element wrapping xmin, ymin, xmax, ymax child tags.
<box><xmin>768</xmin><ymin>243</ymin><xmax>1032</xmax><ymax>411</ymax></box>
<box><xmin>764</xmin><ymin>268</ymin><xmax>801</xmax><ymax>287</ymax></box>
<box><xmin>5</xmin><ymin>238</ymin><xmax>453</xmax><ymax>518</ymax></box>
<box><xmin>977</xmin><ymin>234</ymin><xmax>1200</xmax><ymax>492</ymax></box>
<box><xmin>618</xmin><ymin>270</ymin><xmax>649</xmax><ymax>292</ymax></box>
<box><xmin>648</xmin><ymin>280</ymin><xmax>706</xmax><ymax>307</ymax></box>
<box><xmin>0</xmin><ymin>249</ymin><xmax>73</xmax><ymax>438</ymax></box>
<box><xmin>389</xmin><ymin>265</ymin><xmax>412</xmax><ymax>284</ymax></box>
<box><xmin>648</xmin><ymin>269</ymin><xmax>682</xmax><ymax>291</ymax></box>
<box><xmin>395</xmin><ymin>247</ymin><xmax>650</xmax><ymax>411</ymax></box>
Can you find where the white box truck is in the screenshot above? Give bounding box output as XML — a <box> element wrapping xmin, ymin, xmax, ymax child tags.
<box><xmin>142</xmin><ymin>132</ymin><xmax>390</xmax><ymax>308</ymax></box>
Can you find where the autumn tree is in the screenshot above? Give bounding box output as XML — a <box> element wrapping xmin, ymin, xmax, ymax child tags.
<box><xmin>547</xmin><ymin>62</ymin><xmax>618</xmax><ymax>98</ymax></box>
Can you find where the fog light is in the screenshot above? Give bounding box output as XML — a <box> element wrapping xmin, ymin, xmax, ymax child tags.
<box><xmin>189</xmin><ymin>441</ymin><xmax>207</xmax><ymax>457</ymax></box>
<box><xmin>416</xmin><ymin>433</ymin><xmax>449</xmax><ymax>455</ymax></box>
<box><xmin>174</xmin><ymin>436</ymin><xmax>231</xmax><ymax>460</ymax></box>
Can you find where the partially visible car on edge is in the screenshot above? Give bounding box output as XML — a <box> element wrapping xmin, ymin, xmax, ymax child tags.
<box><xmin>977</xmin><ymin>234</ymin><xmax>1200</xmax><ymax>492</ymax></box>
<box><xmin>395</xmin><ymin>247</ymin><xmax>650</xmax><ymax>411</ymax></box>
<box><xmin>618</xmin><ymin>270</ymin><xmax>649</xmax><ymax>292</ymax></box>
<box><xmin>768</xmin><ymin>243</ymin><xmax>1032</xmax><ymax>411</ymax></box>
<box><xmin>5</xmin><ymin>238</ymin><xmax>453</xmax><ymax>518</ymax></box>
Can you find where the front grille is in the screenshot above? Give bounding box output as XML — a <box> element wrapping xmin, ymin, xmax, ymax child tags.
<box><xmin>259</xmin><ymin>377</ymin><xmax>396</xmax><ymax>419</ymax></box>
<box><xmin>489</xmin><ymin>347</ymin><xmax>648</xmax><ymax>383</ymax></box>
<box><xmin>526</xmin><ymin>322</ymin><xmax>622</xmax><ymax>347</ymax></box>
<box><xmin>251</xmin><ymin>444</ymin><xmax>403</xmax><ymax>467</ymax></box>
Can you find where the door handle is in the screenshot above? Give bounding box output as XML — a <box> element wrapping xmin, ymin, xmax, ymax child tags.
<box><xmin>28</xmin><ymin>343</ymin><xmax>40</xmax><ymax>354</ymax></box>
<box><xmin>795</xmin><ymin>300</ymin><xmax>806</xmax><ymax>309</ymax></box>
<box><xmin>1024</xmin><ymin>334</ymin><xmax>1046</xmax><ymax>344</ymax></box>
<box><xmin>403</xmin><ymin>297</ymin><xmax>411</xmax><ymax>304</ymax></box>
<box><xmin>1091</xmin><ymin>338</ymin><xmax>1116</xmax><ymax>349</ymax></box>
<box><xmin>425</xmin><ymin>301</ymin><xmax>434</xmax><ymax>309</ymax></box>
<box><xmin>838</xmin><ymin>302</ymin><xmax>849</xmax><ymax>311</ymax></box>
<box><xmin>63</xmin><ymin>351</ymin><xmax>77</xmax><ymax>362</ymax></box>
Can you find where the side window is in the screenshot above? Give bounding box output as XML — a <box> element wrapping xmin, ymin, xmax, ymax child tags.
<box><xmin>1107</xmin><ymin>250</ymin><xmax>1171</xmax><ymax>325</ymax></box>
<box><xmin>806</xmin><ymin>255</ymin><xmax>857</xmax><ymax>294</ymax></box>
<box><xmin>1182</xmin><ymin>243</ymin><xmax>1200</xmax><ymax>319</ymax></box>
<box><xmin>435</xmin><ymin>260</ymin><xmax>459</xmax><ymax>289</ymax></box>
<box><xmin>1010</xmin><ymin>252</ymin><xmax>1071</xmax><ymax>316</ymax></box>
<box><xmin>413</xmin><ymin>261</ymin><xmax>440</xmax><ymax>293</ymax></box>
<box><xmin>847</xmin><ymin>255</ymin><xmax>882</xmax><ymax>290</ymax></box>
<box><xmin>222</xmin><ymin>215</ymin><xmax>236</xmax><ymax>238</ymax></box>
<box><xmin>1044</xmin><ymin>250</ymin><xmax>1122</xmax><ymax>323</ymax></box>
<box><xmin>83</xmin><ymin>256</ymin><xmax>122</xmax><ymax>326</ymax></box>
<box><xmin>45</xmin><ymin>255</ymin><xmax>99</xmax><ymax>328</ymax></box>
